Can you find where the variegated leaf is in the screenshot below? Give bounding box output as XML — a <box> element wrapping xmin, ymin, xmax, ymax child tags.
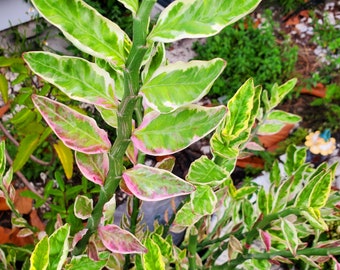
<box><xmin>49</xmin><ymin>224</ymin><xmax>70</xmax><ymax>270</ymax></box>
<box><xmin>118</xmin><ymin>0</ymin><xmax>138</xmax><ymax>15</ymax></box>
<box><xmin>122</xmin><ymin>164</ymin><xmax>195</xmax><ymax>201</ymax></box>
<box><xmin>98</xmin><ymin>224</ymin><xmax>147</xmax><ymax>254</ymax></box>
<box><xmin>32</xmin><ymin>95</ymin><xmax>111</xmax><ymax>154</ymax></box>
<box><xmin>31</xmin><ymin>0</ymin><xmax>131</xmax><ymax>67</ymax></box>
<box><xmin>140</xmin><ymin>59</ymin><xmax>226</xmax><ymax>113</ymax></box>
<box><xmin>74</xmin><ymin>195</ymin><xmax>93</xmax><ymax>219</ymax></box>
<box><xmin>75</xmin><ymin>152</ymin><xmax>109</xmax><ymax>186</ymax></box>
<box><xmin>132</xmin><ymin>105</ymin><xmax>226</xmax><ymax>155</ymax></box>
<box><xmin>24</xmin><ymin>52</ymin><xmax>117</xmax><ymax>109</ymax></box>
<box><xmin>95</xmin><ymin>106</ymin><xmax>118</xmax><ymax>128</ymax></box>
<box><xmin>149</xmin><ymin>0</ymin><xmax>261</xmax><ymax>42</ymax></box>
<box><xmin>190</xmin><ymin>185</ymin><xmax>217</xmax><ymax>215</ymax></box>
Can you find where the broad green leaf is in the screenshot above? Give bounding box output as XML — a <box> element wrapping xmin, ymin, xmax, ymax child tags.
<box><xmin>74</xmin><ymin>195</ymin><xmax>93</xmax><ymax>219</ymax></box>
<box><xmin>266</xmin><ymin>110</ymin><xmax>301</xmax><ymax>124</ymax></box>
<box><xmin>309</xmin><ymin>172</ymin><xmax>332</xmax><ymax>209</ymax></box>
<box><xmin>301</xmin><ymin>209</ymin><xmax>328</xmax><ymax>231</ymax></box>
<box><xmin>23</xmin><ymin>52</ymin><xmax>117</xmax><ymax>109</ymax></box>
<box><xmin>191</xmin><ymin>185</ymin><xmax>217</xmax><ymax>215</ymax></box>
<box><xmin>281</xmin><ymin>219</ymin><xmax>299</xmax><ymax>256</ymax></box>
<box><xmin>118</xmin><ymin>0</ymin><xmax>138</xmax><ymax>15</ymax></box>
<box><xmin>75</xmin><ymin>152</ymin><xmax>109</xmax><ymax>186</ymax></box>
<box><xmin>143</xmin><ymin>238</ymin><xmax>165</xmax><ymax>270</ymax></box>
<box><xmin>132</xmin><ymin>105</ymin><xmax>226</xmax><ymax>155</ymax></box>
<box><xmin>32</xmin><ymin>95</ymin><xmax>111</xmax><ymax>154</ymax></box>
<box><xmin>30</xmin><ymin>236</ymin><xmax>49</xmax><ymax>270</ymax></box>
<box><xmin>173</xmin><ymin>201</ymin><xmax>202</xmax><ymax>228</ymax></box>
<box><xmin>48</xmin><ymin>224</ymin><xmax>70</xmax><ymax>270</ymax></box>
<box><xmin>257</xmin><ymin>122</ymin><xmax>286</xmax><ymax>135</ymax></box>
<box><xmin>31</xmin><ymin>0</ymin><xmax>131</xmax><ymax>67</ymax></box>
<box><xmin>257</xmin><ymin>187</ymin><xmax>268</xmax><ymax>215</ymax></box>
<box><xmin>269</xmin><ymin>79</ymin><xmax>297</xmax><ymax>108</ymax></box>
<box><xmin>0</xmin><ymin>56</ymin><xmax>24</xmax><ymax>67</ymax></box>
<box><xmin>65</xmin><ymin>255</ymin><xmax>106</xmax><ymax>270</ymax></box>
<box><xmin>149</xmin><ymin>0</ymin><xmax>261</xmax><ymax>42</ymax></box>
<box><xmin>12</xmin><ymin>133</ymin><xmax>40</xmax><ymax>172</ymax></box>
<box><xmin>0</xmin><ymin>74</ymin><xmax>8</xmax><ymax>104</ymax></box>
<box><xmin>95</xmin><ymin>106</ymin><xmax>118</xmax><ymax>128</ymax></box>
<box><xmin>142</xmin><ymin>43</ymin><xmax>166</xmax><ymax>83</ymax></box>
<box><xmin>98</xmin><ymin>224</ymin><xmax>147</xmax><ymax>254</ymax></box>
<box><xmin>0</xmin><ymin>141</ymin><xmax>6</xmax><ymax>178</ymax></box>
<box><xmin>141</xmin><ymin>59</ymin><xmax>226</xmax><ymax>113</ymax></box>
<box><xmin>122</xmin><ymin>164</ymin><xmax>195</xmax><ymax>201</ymax></box>
<box><xmin>186</xmin><ymin>155</ymin><xmax>228</xmax><ymax>186</ymax></box>
<box><xmin>54</xmin><ymin>140</ymin><xmax>74</xmax><ymax>180</ymax></box>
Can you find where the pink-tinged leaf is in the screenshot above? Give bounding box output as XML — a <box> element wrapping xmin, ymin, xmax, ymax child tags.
<box><xmin>32</xmin><ymin>95</ymin><xmax>111</xmax><ymax>154</ymax></box>
<box><xmin>132</xmin><ymin>105</ymin><xmax>226</xmax><ymax>155</ymax></box>
<box><xmin>98</xmin><ymin>224</ymin><xmax>147</xmax><ymax>254</ymax></box>
<box><xmin>75</xmin><ymin>152</ymin><xmax>109</xmax><ymax>186</ymax></box>
<box><xmin>122</xmin><ymin>164</ymin><xmax>195</xmax><ymax>201</ymax></box>
<box><xmin>260</xmin><ymin>230</ymin><xmax>271</xmax><ymax>252</ymax></box>
<box><xmin>88</xmin><ymin>241</ymin><xmax>99</xmax><ymax>261</ymax></box>
<box><xmin>331</xmin><ymin>255</ymin><xmax>340</xmax><ymax>270</ymax></box>
<box><xmin>72</xmin><ymin>229</ymin><xmax>88</xmax><ymax>248</ymax></box>
<box><xmin>245</xmin><ymin>141</ymin><xmax>265</xmax><ymax>151</ymax></box>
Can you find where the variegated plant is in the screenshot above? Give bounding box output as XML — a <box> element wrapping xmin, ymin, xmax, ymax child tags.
<box><xmin>17</xmin><ymin>0</ymin><xmax>340</xmax><ymax>269</ymax></box>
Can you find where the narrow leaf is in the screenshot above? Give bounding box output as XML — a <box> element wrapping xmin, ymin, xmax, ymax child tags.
<box><xmin>132</xmin><ymin>105</ymin><xmax>226</xmax><ymax>155</ymax></box>
<box><xmin>48</xmin><ymin>224</ymin><xmax>70</xmax><ymax>270</ymax></box>
<box><xmin>0</xmin><ymin>141</ymin><xmax>5</xmax><ymax>178</ymax></box>
<box><xmin>75</xmin><ymin>152</ymin><xmax>109</xmax><ymax>186</ymax></box>
<box><xmin>12</xmin><ymin>133</ymin><xmax>40</xmax><ymax>172</ymax></box>
<box><xmin>149</xmin><ymin>0</ymin><xmax>261</xmax><ymax>42</ymax></box>
<box><xmin>98</xmin><ymin>224</ymin><xmax>147</xmax><ymax>254</ymax></box>
<box><xmin>31</xmin><ymin>0</ymin><xmax>131</xmax><ymax>66</ymax></box>
<box><xmin>141</xmin><ymin>58</ymin><xmax>226</xmax><ymax>113</ymax></box>
<box><xmin>30</xmin><ymin>236</ymin><xmax>49</xmax><ymax>270</ymax></box>
<box><xmin>23</xmin><ymin>52</ymin><xmax>117</xmax><ymax>109</ymax></box>
<box><xmin>0</xmin><ymin>74</ymin><xmax>8</xmax><ymax>104</ymax></box>
<box><xmin>122</xmin><ymin>164</ymin><xmax>195</xmax><ymax>201</ymax></box>
<box><xmin>32</xmin><ymin>95</ymin><xmax>111</xmax><ymax>154</ymax></box>
<box><xmin>281</xmin><ymin>218</ymin><xmax>299</xmax><ymax>256</ymax></box>
<box><xmin>186</xmin><ymin>155</ymin><xmax>228</xmax><ymax>186</ymax></box>
<box><xmin>54</xmin><ymin>140</ymin><xmax>74</xmax><ymax>179</ymax></box>
<box><xmin>74</xmin><ymin>195</ymin><xmax>93</xmax><ymax>219</ymax></box>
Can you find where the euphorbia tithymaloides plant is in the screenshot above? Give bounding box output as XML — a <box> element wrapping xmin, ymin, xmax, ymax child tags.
<box><xmin>22</xmin><ymin>0</ymin><xmax>340</xmax><ymax>269</ymax></box>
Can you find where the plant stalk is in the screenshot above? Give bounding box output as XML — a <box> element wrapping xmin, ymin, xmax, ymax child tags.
<box><xmin>72</xmin><ymin>0</ymin><xmax>156</xmax><ymax>255</ymax></box>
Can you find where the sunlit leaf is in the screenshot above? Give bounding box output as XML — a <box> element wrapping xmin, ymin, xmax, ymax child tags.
<box><xmin>65</xmin><ymin>255</ymin><xmax>106</xmax><ymax>270</ymax></box>
<box><xmin>30</xmin><ymin>236</ymin><xmax>49</xmax><ymax>270</ymax></box>
<box><xmin>149</xmin><ymin>0</ymin><xmax>261</xmax><ymax>42</ymax></box>
<box><xmin>281</xmin><ymin>218</ymin><xmax>299</xmax><ymax>256</ymax></box>
<box><xmin>0</xmin><ymin>74</ymin><xmax>8</xmax><ymax>104</ymax></box>
<box><xmin>75</xmin><ymin>152</ymin><xmax>109</xmax><ymax>186</ymax></box>
<box><xmin>24</xmin><ymin>52</ymin><xmax>117</xmax><ymax>109</ymax></box>
<box><xmin>269</xmin><ymin>79</ymin><xmax>297</xmax><ymax>109</ymax></box>
<box><xmin>0</xmin><ymin>141</ymin><xmax>5</xmax><ymax>178</ymax></box>
<box><xmin>54</xmin><ymin>140</ymin><xmax>74</xmax><ymax>179</ymax></box>
<box><xmin>186</xmin><ymin>155</ymin><xmax>228</xmax><ymax>186</ymax></box>
<box><xmin>118</xmin><ymin>0</ymin><xmax>138</xmax><ymax>15</ymax></box>
<box><xmin>31</xmin><ymin>0</ymin><xmax>131</xmax><ymax>67</ymax></box>
<box><xmin>122</xmin><ymin>164</ymin><xmax>195</xmax><ymax>201</ymax></box>
<box><xmin>98</xmin><ymin>224</ymin><xmax>147</xmax><ymax>254</ymax></box>
<box><xmin>142</xmin><ymin>238</ymin><xmax>165</xmax><ymax>270</ymax></box>
<box><xmin>32</xmin><ymin>95</ymin><xmax>111</xmax><ymax>154</ymax></box>
<box><xmin>132</xmin><ymin>105</ymin><xmax>226</xmax><ymax>155</ymax></box>
<box><xmin>49</xmin><ymin>224</ymin><xmax>70</xmax><ymax>270</ymax></box>
<box><xmin>141</xmin><ymin>59</ymin><xmax>225</xmax><ymax>113</ymax></box>
<box><xmin>95</xmin><ymin>106</ymin><xmax>118</xmax><ymax>128</ymax></box>
<box><xmin>190</xmin><ymin>185</ymin><xmax>217</xmax><ymax>215</ymax></box>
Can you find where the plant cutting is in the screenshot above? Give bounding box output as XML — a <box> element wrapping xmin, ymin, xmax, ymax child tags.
<box><xmin>0</xmin><ymin>0</ymin><xmax>339</xmax><ymax>269</ymax></box>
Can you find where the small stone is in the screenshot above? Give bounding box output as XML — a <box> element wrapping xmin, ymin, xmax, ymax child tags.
<box><xmin>296</xmin><ymin>23</ymin><xmax>308</xmax><ymax>32</ymax></box>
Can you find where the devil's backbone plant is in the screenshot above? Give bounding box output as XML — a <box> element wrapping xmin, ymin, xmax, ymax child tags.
<box><xmin>4</xmin><ymin>0</ymin><xmax>337</xmax><ymax>268</ymax></box>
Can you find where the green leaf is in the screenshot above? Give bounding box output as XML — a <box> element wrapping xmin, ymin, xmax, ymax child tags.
<box><xmin>32</xmin><ymin>95</ymin><xmax>111</xmax><ymax>154</ymax></box>
<box><xmin>309</xmin><ymin>172</ymin><xmax>332</xmax><ymax>209</ymax></box>
<box><xmin>54</xmin><ymin>140</ymin><xmax>74</xmax><ymax>180</ymax></box>
<box><xmin>75</xmin><ymin>152</ymin><xmax>109</xmax><ymax>186</ymax></box>
<box><xmin>95</xmin><ymin>106</ymin><xmax>118</xmax><ymax>128</ymax></box>
<box><xmin>269</xmin><ymin>160</ymin><xmax>281</xmax><ymax>187</ymax></box>
<box><xmin>190</xmin><ymin>185</ymin><xmax>217</xmax><ymax>215</ymax></box>
<box><xmin>132</xmin><ymin>105</ymin><xmax>226</xmax><ymax>155</ymax></box>
<box><xmin>280</xmin><ymin>218</ymin><xmax>299</xmax><ymax>256</ymax></box>
<box><xmin>118</xmin><ymin>0</ymin><xmax>138</xmax><ymax>15</ymax></box>
<box><xmin>186</xmin><ymin>155</ymin><xmax>228</xmax><ymax>186</ymax></box>
<box><xmin>74</xmin><ymin>195</ymin><xmax>93</xmax><ymax>219</ymax></box>
<box><xmin>140</xmin><ymin>58</ymin><xmax>226</xmax><ymax>113</ymax></box>
<box><xmin>142</xmin><ymin>43</ymin><xmax>166</xmax><ymax>83</ymax></box>
<box><xmin>48</xmin><ymin>224</ymin><xmax>70</xmax><ymax>270</ymax></box>
<box><xmin>266</xmin><ymin>110</ymin><xmax>301</xmax><ymax>124</ymax></box>
<box><xmin>0</xmin><ymin>56</ymin><xmax>24</xmax><ymax>67</ymax></box>
<box><xmin>31</xmin><ymin>0</ymin><xmax>131</xmax><ymax>67</ymax></box>
<box><xmin>149</xmin><ymin>0</ymin><xmax>261</xmax><ymax>42</ymax></box>
<box><xmin>23</xmin><ymin>52</ymin><xmax>117</xmax><ymax>109</ymax></box>
<box><xmin>234</xmin><ymin>186</ymin><xmax>258</xmax><ymax>200</ymax></box>
<box><xmin>0</xmin><ymin>74</ymin><xmax>8</xmax><ymax>104</ymax></box>
<box><xmin>257</xmin><ymin>187</ymin><xmax>268</xmax><ymax>215</ymax></box>
<box><xmin>65</xmin><ymin>255</ymin><xmax>106</xmax><ymax>270</ymax></box>
<box><xmin>142</xmin><ymin>238</ymin><xmax>165</xmax><ymax>270</ymax></box>
<box><xmin>284</xmin><ymin>145</ymin><xmax>306</xmax><ymax>176</ymax></box>
<box><xmin>257</xmin><ymin>122</ymin><xmax>286</xmax><ymax>135</ymax></box>
<box><xmin>269</xmin><ymin>79</ymin><xmax>297</xmax><ymax>108</ymax></box>
<box><xmin>122</xmin><ymin>164</ymin><xmax>195</xmax><ymax>201</ymax></box>
<box><xmin>173</xmin><ymin>202</ymin><xmax>202</xmax><ymax>228</ymax></box>
<box><xmin>30</xmin><ymin>236</ymin><xmax>49</xmax><ymax>270</ymax></box>
<box><xmin>12</xmin><ymin>133</ymin><xmax>40</xmax><ymax>172</ymax></box>
<box><xmin>0</xmin><ymin>141</ymin><xmax>6</xmax><ymax>178</ymax></box>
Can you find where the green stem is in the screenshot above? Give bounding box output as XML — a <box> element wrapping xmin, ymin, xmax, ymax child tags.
<box><xmin>188</xmin><ymin>219</ymin><xmax>203</xmax><ymax>270</ymax></box>
<box><xmin>72</xmin><ymin>0</ymin><xmax>156</xmax><ymax>256</ymax></box>
<box><xmin>213</xmin><ymin>247</ymin><xmax>340</xmax><ymax>269</ymax></box>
